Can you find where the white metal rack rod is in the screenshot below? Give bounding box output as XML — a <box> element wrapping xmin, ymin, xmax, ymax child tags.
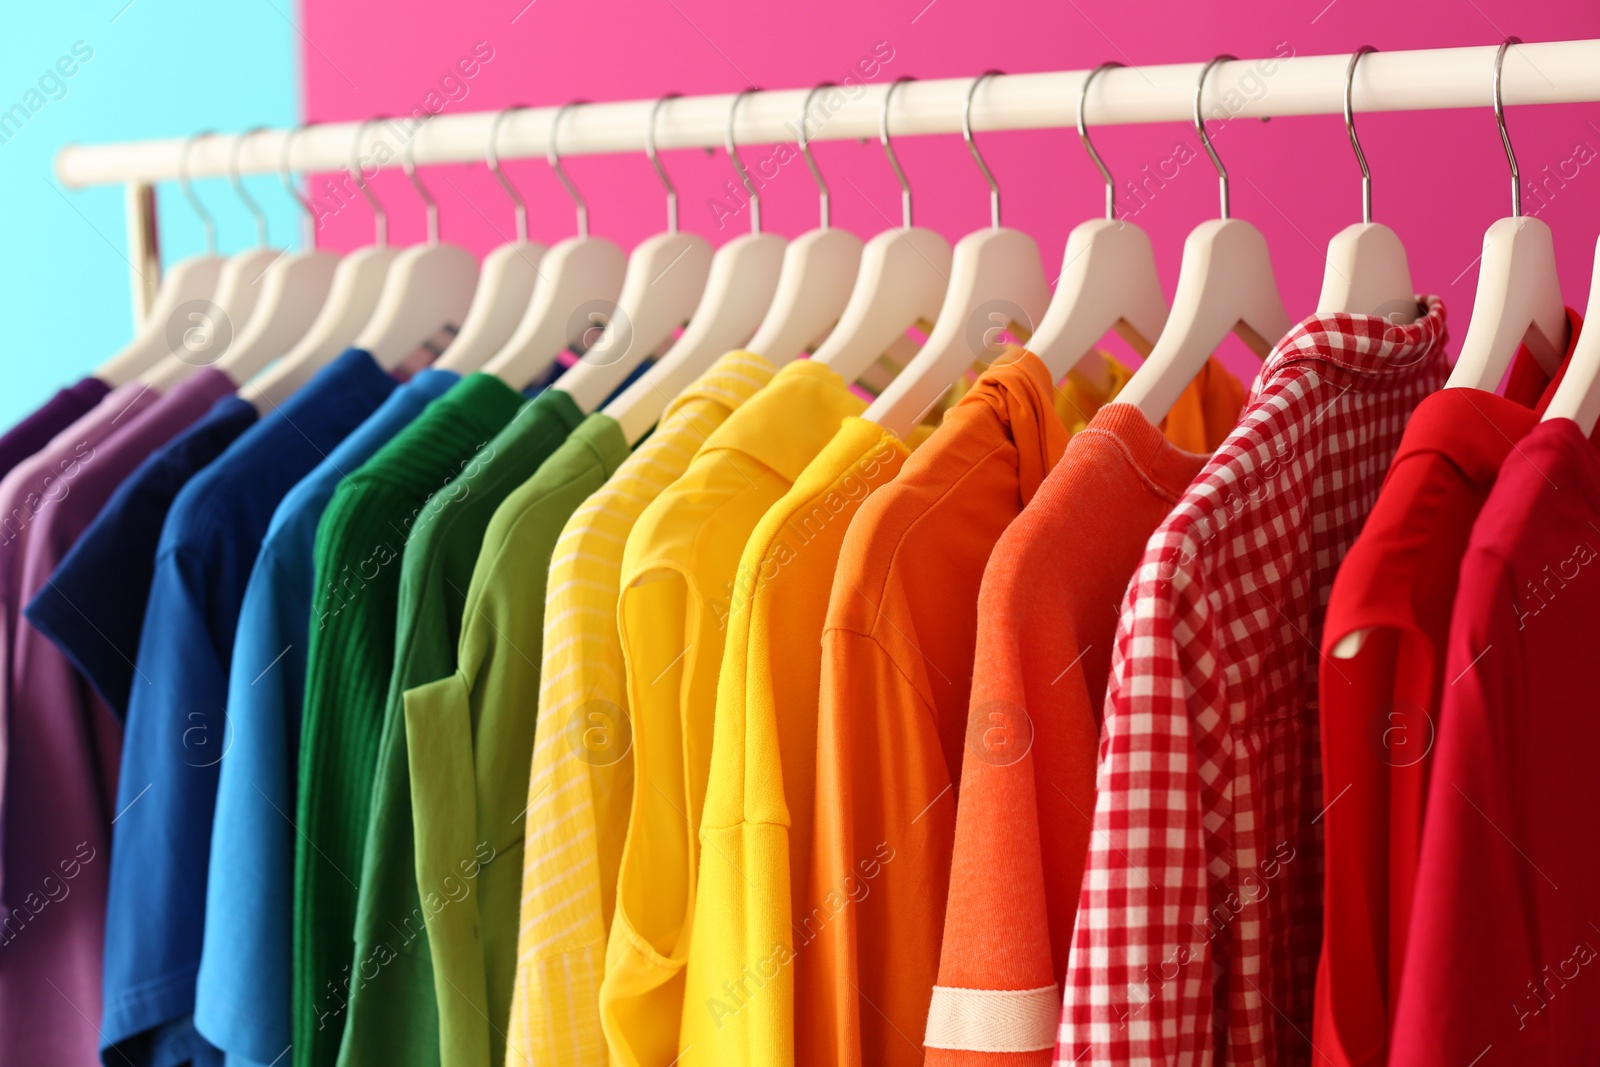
<box><xmin>54</xmin><ymin>41</ymin><xmax>1600</xmax><ymax>187</ymax></box>
<box><xmin>49</xmin><ymin>39</ymin><xmax>1600</xmax><ymax>322</ymax></box>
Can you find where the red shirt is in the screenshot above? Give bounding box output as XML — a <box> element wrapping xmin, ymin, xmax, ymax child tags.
<box><xmin>1313</xmin><ymin>311</ymin><xmax>1585</xmax><ymax>1066</ymax></box>
<box><xmin>1059</xmin><ymin>299</ymin><xmax>1451</xmax><ymax>1066</ymax></box>
<box><xmin>1389</xmin><ymin>417</ymin><xmax>1600</xmax><ymax>1065</ymax></box>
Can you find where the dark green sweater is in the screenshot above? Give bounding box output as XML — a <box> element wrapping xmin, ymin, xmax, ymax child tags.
<box><xmin>292</xmin><ymin>372</ymin><xmax>526</xmax><ymax>1067</ymax></box>
<box><xmin>317</xmin><ymin>383</ymin><xmax>582</xmax><ymax>1067</ymax></box>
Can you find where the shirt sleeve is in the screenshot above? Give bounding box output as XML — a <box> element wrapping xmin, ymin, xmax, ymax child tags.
<box><xmin>101</xmin><ymin>545</ymin><xmax>230</xmax><ymax>1057</ymax></box>
<box><xmin>601</xmin><ymin>567</ymin><xmax>696</xmax><ymax>1067</ymax></box>
<box><xmin>801</xmin><ymin>625</ymin><xmax>956</xmax><ymax>1067</ymax></box>
<box><xmin>194</xmin><ymin>545</ymin><xmax>302</xmax><ymax>1062</ymax></box>
<box><xmin>1058</xmin><ymin>546</ymin><xmax>1218</xmax><ymax>1066</ymax></box>
<box><xmin>1389</xmin><ymin>554</ymin><xmax>1540</xmax><ymax>1066</ymax></box>
<box><xmin>404</xmin><ymin>672</ymin><xmax>492</xmax><ymax>1067</ymax></box>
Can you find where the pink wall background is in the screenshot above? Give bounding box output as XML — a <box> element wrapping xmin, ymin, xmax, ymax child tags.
<box><xmin>299</xmin><ymin>0</ymin><xmax>1600</xmax><ymax>380</ymax></box>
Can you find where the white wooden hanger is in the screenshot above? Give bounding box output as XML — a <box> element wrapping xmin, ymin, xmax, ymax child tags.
<box><xmin>604</xmin><ymin>88</ymin><xmax>786</xmax><ymax>445</ymax></box>
<box><xmin>95</xmin><ymin>130</ymin><xmax>225</xmax><ymax>387</ymax></box>
<box><xmin>242</xmin><ymin>117</ymin><xmax>400</xmax><ymax>409</ymax></box>
<box><xmin>211</xmin><ymin>127</ymin><xmax>339</xmax><ymax>388</ymax></box>
<box><xmin>1116</xmin><ymin>56</ymin><xmax>1291</xmax><ymax>423</ymax></box>
<box><xmin>143</xmin><ymin>131</ymin><xmax>285</xmax><ymax>391</ymax></box>
<box><xmin>1028</xmin><ymin>62</ymin><xmax>1169</xmax><ymax>381</ymax></box>
<box><xmin>350</xmin><ymin>116</ymin><xmax>480</xmax><ymax>370</ymax></box>
<box><xmin>482</xmin><ymin>101</ymin><xmax>625</xmax><ymax>390</ymax></box>
<box><xmin>1446</xmin><ymin>38</ymin><xmax>1568</xmax><ymax>391</ymax></box>
<box><xmin>553</xmin><ymin>94</ymin><xmax>710</xmax><ymax>412</ymax></box>
<box><xmin>812</xmin><ymin>76</ymin><xmax>952</xmax><ymax>388</ymax></box>
<box><xmin>743</xmin><ymin>83</ymin><xmax>863</xmax><ymax>363</ymax></box>
<box><xmin>1544</xmin><ymin>234</ymin><xmax>1600</xmax><ymax>432</ymax></box>
<box><xmin>433</xmin><ymin>105</ymin><xmax>548</xmax><ymax>373</ymax></box>
<box><xmin>1317</xmin><ymin>48</ymin><xmax>1418</xmax><ymax>323</ymax></box>
<box><xmin>863</xmin><ymin>72</ymin><xmax>1052</xmax><ymax>441</ymax></box>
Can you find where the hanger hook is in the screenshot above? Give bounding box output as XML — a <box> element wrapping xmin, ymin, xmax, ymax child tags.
<box><xmin>402</xmin><ymin>115</ymin><xmax>441</xmax><ymax>244</ymax></box>
<box><xmin>963</xmin><ymin>70</ymin><xmax>1004</xmax><ymax>229</ymax></box>
<box><xmin>178</xmin><ymin>129</ymin><xmax>219</xmax><ymax>256</ymax></box>
<box><xmin>229</xmin><ymin>126</ymin><xmax>271</xmax><ymax>247</ymax></box>
<box><xmin>726</xmin><ymin>87</ymin><xmax>762</xmax><ymax>235</ymax></box>
<box><xmin>488</xmin><ymin>104</ymin><xmax>530</xmax><ymax>243</ymax></box>
<box><xmin>880</xmin><ymin>76</ymin><xmax>915</xmax><ymax>228</ymax></box>
<box><xmin>548</xmin><ymin>101</ymin><xmax>590</xmax><ymax>239</ymax></box>
<box><xmin>1193</xmin><ymin>54</ymin><xmax>1237</xmax><ymax>219</ymax></box>
<box><xmin>1343</xmin><ymin>46</ymin><xmax>1378</xmax><ymax>225</ymax></box>
<box><xmin>278</xmin><ymin>124</ymin><xmax>317</xmax><ymax>249</ymax></box>
<box><xmin>647</xmin><ymin>93</ymin><xmax>682</xmax><ymax>234</ymax></box>
<box><xmin>1078</xmin><ymin>62</ymin><xmax>1123</xmax><ymax>221</ymax></box>
<box><xmin>799</xmin><ymin>82</ymin><xmax>836</xmax><ymax>230</ymax></box>
<box><xmin>1494</xmin><ymin>36</ymin><xmax>1523</xmax><ymax>218</ymax></box>
<box><xmin>349</xmin><ymin>115</ymin><xmax>390</xmax><ymax>248</ymax></box>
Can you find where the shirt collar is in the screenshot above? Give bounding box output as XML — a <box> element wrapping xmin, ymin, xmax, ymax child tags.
<box><xmin>699</xmin><ymin>357</ymin><xmax>863</xmax><ymax>486</ymax></box>
<box><xmin>664</xmin><ymin>350</ymin><xmax>775</xmax><ymax>424</ymax></box>
<box><xmin>1393</xmin><ymin>386</ymin><xmax>1538</xmax><ymax>488</ymax></box>
<box><xmin>1261</xmin><ymin>294</ymin><xmax>1449</xmax><ymax>386</ymax></box>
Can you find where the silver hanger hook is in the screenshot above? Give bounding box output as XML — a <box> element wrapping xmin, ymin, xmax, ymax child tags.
<box><xmin>1494</xmin><ymin>37</ymin><xmax>1523</xmax><ymax>218</ymax></box>
<box><xmin>178</xmin><ymin>129</ymin><xmax>219</xmax><ymax>256</ymax></box>
<box><xmin>1343</xmin><ymin>46</ymin><xmax>1378</xmax><ymax>225</ymax></box>
<box><xmin>228</xmin><ymin>126</ymin><xmax>271</xmax><ymax>247</ymax></box>
<box><xmin>726</xmin><ymin>87</ymin><xmax>762</xmax><ymax>235</ymax></box>
<box><xmin>1078</xmin><ymin>62</ymin><xmax>1123</xmax><ymax>221</ymax></box>
<box><xmin>349</xmin><ymin>115</ymin><xmax>389</xmax><ymax>248</ymax></box>
<box><xmin>547</xmin><ymin>101</ymin><xmax>589</xmax><ymax>239</ymax></box>
<box><xmin>647</xmin><ymin>93</ymin><xmax>681</xmax><ymax>234</ymax></box>
<box><xmin>799</xmin><ymin>82</ymin><xmax>836</xmax><ymax>229</ymax></box>
<box><xmin>1193</xmin><ymin>54</ymin><xmax>1238</xmax><ymax>219</ymax></box>
<box><xmin>880</xmin><ymin>76</ymin><xmax>915</xmax><ymax>228</ymax></box>
<box><xmin>278</xmin><ymin>124</ymin><xmax>318</xmax><ymax>249</ymax></box>
<box><xmin>488</xmin><ymin>105</ymin><xmax>530</xmax><ymax>242</ymax></box>
<box><xmin>963</xmin><ymin>70</ymin><xmax>1004</xmax><ymax>229</ymax></box>
<box><xmin>402</xmin><ymin>116</ymin><xmax>441</xmax><ymax>244</ymax></box>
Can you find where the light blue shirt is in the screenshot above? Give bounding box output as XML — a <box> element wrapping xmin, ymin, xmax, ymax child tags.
<box><xmin>191</xmin><ymin>368</ymin><xmax>459</xmax><ymax>1067</ymax></box>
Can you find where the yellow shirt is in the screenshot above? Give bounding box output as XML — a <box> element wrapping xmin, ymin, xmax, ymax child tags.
<box><xmin>504</xmin><ymin>352</ymin><xmax>774</xmax><ymax>1067</ymax></box>
<box><xmin>600</xmin><ymin>359</ymin><xmax>865</xmax><ymax>1067</ymax></box>
<box><xmin>673</xmin><ymin>355</ymin><xmax>1128</xmax><ymax>1067</ymax></box>
<box><xmin>678</xmin><ymin>416</ymin><xmax>916</xmax><ymax>1065</ymax></box>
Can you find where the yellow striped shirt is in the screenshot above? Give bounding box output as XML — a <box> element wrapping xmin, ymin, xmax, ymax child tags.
<box><xmin>504</xmin><ymin>352</ymin><xmax>775</xmax><ymax>1067</ymax></box>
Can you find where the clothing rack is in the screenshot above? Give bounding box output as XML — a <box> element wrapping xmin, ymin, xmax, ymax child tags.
<box><xmin>53</xmin><ymin>39</ymin><xmax>1600</xmax><ymax>325</ymax></box>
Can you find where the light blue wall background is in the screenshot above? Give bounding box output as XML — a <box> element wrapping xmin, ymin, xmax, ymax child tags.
<box><xmin>1</xmin><ymin>1</ymin><xmax>300</xmax><ymax>425</ymax></box>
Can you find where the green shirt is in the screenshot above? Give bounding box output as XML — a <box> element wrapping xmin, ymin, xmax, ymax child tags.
<box><xmin>403</xmin><ymin>413</ymin><xmax>631</xmax><ymax>1067</ymax></box>
<box><xmin>338</xmin><ymin>387</ymin><xmax>585</xmax><ymax>1067</ymax></box>
<box><xmin>294</xmin><ymin>372</ymin><xmax>525</xmax><ymax>1067</ymax></box>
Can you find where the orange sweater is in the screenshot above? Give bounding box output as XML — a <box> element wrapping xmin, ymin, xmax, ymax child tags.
<box><xmin>925</xmin><ymin>364</ymin><xmax>1244</xmax><ymax>1063</ymax></box>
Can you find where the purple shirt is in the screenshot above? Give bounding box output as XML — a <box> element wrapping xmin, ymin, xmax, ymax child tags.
<box><xmin>0</xmin><ymin>376</ymin><xmax>214</xmax><ymax>1066</ymax></box>
<box><xmin>0</xmin><ymin>377</ymin><xmax>111</xmax><ymax>483</ymax></box>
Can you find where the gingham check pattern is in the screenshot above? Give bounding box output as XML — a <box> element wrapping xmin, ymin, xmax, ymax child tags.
<box><xmin>1056</xmin><ymin>297</ymin><xmax>1449</xmax><ymax>1067</ymax></box>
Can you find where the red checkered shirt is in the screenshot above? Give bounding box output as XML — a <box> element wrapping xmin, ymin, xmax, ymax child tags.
<box><xmin>1056</xmin><ymin>297</ymin><xmax>1450</xmax><ymax>1067</ymax></box>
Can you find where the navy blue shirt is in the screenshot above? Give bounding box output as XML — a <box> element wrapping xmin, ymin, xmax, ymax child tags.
<box><xmin>99</xmin><ymin>352</ymin><xmax>397</xmax><ymax>1067</ymax></box>
<box><xmin>26</xmin><ymin>395</ymin><xmax>259</xmax><ymax>719</ymax></box>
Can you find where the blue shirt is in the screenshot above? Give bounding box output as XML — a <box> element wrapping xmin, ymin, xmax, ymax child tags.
<box><xmin>26</xmin><ymin>395</ymin><xmax>259</xmax><ymax>719</ymax></box>
<box><xmin>100</xmin><ymin>351</ymin><xmax>397</xmax><ymax>1067</ymax></box>
<box><xmin>192</xmin><ymin>368</ymin><xmax>458</xmax><ymax>1067</ymax></box>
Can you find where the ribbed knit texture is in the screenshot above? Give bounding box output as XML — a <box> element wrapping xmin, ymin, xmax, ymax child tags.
<box><xmin>336</xmin><ymin>385</ymin><xmax>582</xmax><ymax>1067</ymax></box>
<box><xmin>293</xmin><ymin>373</ymin><xmax>525</xmax><ymax>1067</ymax></box>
